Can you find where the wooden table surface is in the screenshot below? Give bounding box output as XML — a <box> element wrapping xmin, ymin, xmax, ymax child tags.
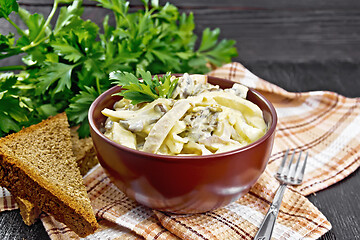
<box><xmin>0</xmin><ymin>1</ymin><xmax>359</xmax><ymax>239</ymax></box>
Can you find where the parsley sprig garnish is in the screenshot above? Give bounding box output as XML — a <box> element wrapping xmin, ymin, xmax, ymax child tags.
<box><xmin>110</xmin><ymin>70</ymin><xmax>178</xmax><ymax>104</ymax></box>
<box><xmin>0</xmin><ymin>0</ymin><xmax>237</xmax><ymax>137</ymax></box>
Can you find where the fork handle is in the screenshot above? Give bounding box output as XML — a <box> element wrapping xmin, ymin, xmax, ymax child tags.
<box><xmin>254</xmin><ymin>183</ymin><xmax>288</xmax><ymax>240</ymax></box>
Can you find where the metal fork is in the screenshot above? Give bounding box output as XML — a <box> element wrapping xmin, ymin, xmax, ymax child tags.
<box><xmin>254</xmin><ymin>149</ymin><xmax>308</xmax><ymax>240</ymax></box>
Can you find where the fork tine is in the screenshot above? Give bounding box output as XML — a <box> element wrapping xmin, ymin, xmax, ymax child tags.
<box><xmin>288</xmin><ymin>150</ymin><xmax>302</xmax><ymax>179</ymax></box>
<box><xmin>297</xmin><ymin>151</ymin><xmax>308</xmax><ymax>182</ymax></box>
<box><xmin>277</xmin><ymin>149</ymin><xmax>289</xmax><ymax>176</ymax></box>
<box><xmin>283</xmin><ymin>149</ymin><xmax>296</xmax><ymax>178</ymax></box>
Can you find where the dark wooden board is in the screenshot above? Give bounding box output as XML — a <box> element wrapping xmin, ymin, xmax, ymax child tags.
<box><xmin>307</xmin><ymin>169</ymin><xmax>360</xmax><ymax>240</ymax></box>
<box><xmin>245</xmin><ymin>61</ymin><xmax>360</xmax><ymax>98</ymax></box>
<box><xmin>17</xmin><ymin>0</ymin><xmax>360</xmax><ymax>9</ymax></box>
<box><xmin>1</xmin><ymin>1</ymin><xmax>360</xmax><ymax>64</ymax></box>
<box><xmin>0</xmin><ymin>1</ymin><xmax>359</xmax><ymax>239</ymax></box>
<box><xmin>0</xmin><ymin>210</ymin><xmax>50</xmax><ymax>240</ymax></box>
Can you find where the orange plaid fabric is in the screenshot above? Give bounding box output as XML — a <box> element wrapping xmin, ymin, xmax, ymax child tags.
<box><xmin>2</xmin><ymin>62</ymin><xmax>359</xmax><ymax>239</ymax></box>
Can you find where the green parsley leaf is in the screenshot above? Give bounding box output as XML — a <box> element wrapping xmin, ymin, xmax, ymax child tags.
<box><xmin>0</xmin><ymin>73</ymin><xmax>33</xmax><ymax>135</ymax></box>
<box><xmin>0</xmin><ymin>33</ymin><xmax>22</xmax><ymax>60</ymax></box>
<box><xmin>110</xmin><ymin>70</ymin><xmax>178</xmax><ymax>104</ymax></box>
<box><xmin>66</xmin><ymin>86</ymin><xmax>99</xmax><ymax>137</ymax></box>
<box><xmin>17</xmin><ymin>8</ymin><xmax>47</xmax><ymax>42</ymax></box>
<box><xmin>0</xmin><ymin>0</ymin><xmax>18</xmax><ymax>18</ymax></box>
<box><xmin>0</xmin><ymin>112</ymin><xmax>20</xmax><ymax>135</ymax></box>
<box><xmin>156</xmin><ymin>72</ymin><xmax>178</xmax><ymax>99</ymax></box>
<box><xmin>198</xmin><ymin>28</ymin><xmax>220</xmax><ymax>52</ymax></box>
<box><xmin>202</xmin><ymin>39</ymin><xmax>238</xmax><ymax>67</ymax></box>
<box><xmin>36</xmin><ymin>62</ymin><xmax>77</xmax><ymax>95</ymax></box>
<box><xmin>52</xmin><ymin>42</ymin><xmax>83</xmax><ymax>62</ymax></box>
<box><xmin>54</xmin><ymin>0</ymin><xmax>83</xmax><ymax>34</ymax></box>
<box><xmin>197</xmin><ymin>28</ymin><xmax>238</xmax><ymax>67</ymax></box>
<box><xmin>36</xmin><ymin>103</ymin><xmax>59</xmax><ymax>118</ymax></box>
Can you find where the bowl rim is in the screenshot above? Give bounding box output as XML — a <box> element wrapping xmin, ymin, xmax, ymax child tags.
<box><xmin>88</xmin><ymin>75</ymin><xmax>277</xmax><ymax>162</ymax></box>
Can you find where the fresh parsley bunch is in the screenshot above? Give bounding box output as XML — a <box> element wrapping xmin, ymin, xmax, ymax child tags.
<box><xmin>0</xmin><ymin>0</ymin><xmax>237</xmax><ymax>137</ymax></box>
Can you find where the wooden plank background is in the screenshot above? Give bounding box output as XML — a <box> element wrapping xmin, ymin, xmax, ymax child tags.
<box><xmin>1</xmin><ymin>0</ymin><xmax>360</xmax><ymax>97</ymax></box>
<box><xmin>0</xmin><ymin>1</ymin><xmax>359</xmax><ymax>239</ymax></box>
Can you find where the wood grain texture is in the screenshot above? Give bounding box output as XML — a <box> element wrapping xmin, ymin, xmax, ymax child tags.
<box><xmin>307</xmin><ymin>169</ymin><xmax>360</xmax><ymax>240</ymax></box>
<box><xmin>0</xmin><ymin>1</ymin><xmax>359</xmax><ymax>239</ymax></box>
<box><xmin>0</xmin><ymin>210</ymin><xmax>50</xmax><ymax>240</ymax></box>
<box><xmin>17</xmin><ymin>0</ymin><xmax>360</xmax><ymax>9</ymax></box>
<box><xmin>191</xmin><ymin>8</ymin><xmax>360</xmax><ymax>63</ymax></box>
<box><xmin>245</xmin><ymin>61</ymin><xmax>360</xmax><ymax>97</ymax></box>
<box><xmin>3</xmin><ymin>2</ymin><xmax>360</xmax><ymax>64</ymax></box>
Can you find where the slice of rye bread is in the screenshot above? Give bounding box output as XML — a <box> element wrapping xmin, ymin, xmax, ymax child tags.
<box><xmin>16</xmin><ymin>127</ymin><xmax>99</xmax><ymax>226</ymax></box>
<box><xmin>16</xmin><ymin>197</ymin><xmax>42</xmax><ymax>226</ymax></box>
<box><xmin>70</xmin><ymin>127</ymin><xmax>99</xmax><ymax>176</ymax></box>
<box><xmin>0</xmin><ymin>113</ymin><xmax>98</xmax><ymax>237</ymax></box>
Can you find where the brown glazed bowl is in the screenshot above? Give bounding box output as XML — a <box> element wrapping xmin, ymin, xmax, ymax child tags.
<box><xmin>89</xmin><ymin>75</ymin><xmax>277</xmax><ymax>214</ymax></box>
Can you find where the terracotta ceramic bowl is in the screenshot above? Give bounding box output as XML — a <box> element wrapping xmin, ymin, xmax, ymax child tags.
<box><xmin>89</xmin><ymin>75</ymin><xmax>277</xmax><ymax>214</ymax></box>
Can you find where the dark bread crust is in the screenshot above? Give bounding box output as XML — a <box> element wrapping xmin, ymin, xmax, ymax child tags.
<box><xmin>14</xmin><ymin>127</ymin><xmax>99</xmax><ymax>226</ymax></box>
<box><xmin>0</xmin><ymin>156</ymin><xmax>97</xmax><ymax>236</ymax></box>
<box><xmin>0</xmin><ymin>113</ymin><xmax>98</xmax><ymax>237</ymax></box>
<box><xmin>15</xmin><ymin>127</ymin><xmax>99</xmax><ymax>226</ymax></box>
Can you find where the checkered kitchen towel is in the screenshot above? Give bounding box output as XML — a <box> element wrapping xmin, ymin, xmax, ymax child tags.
<box><xmin>1</xmin><ymin>62</ymin><xmax>359</xmax><ymax>239</ymax></box>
